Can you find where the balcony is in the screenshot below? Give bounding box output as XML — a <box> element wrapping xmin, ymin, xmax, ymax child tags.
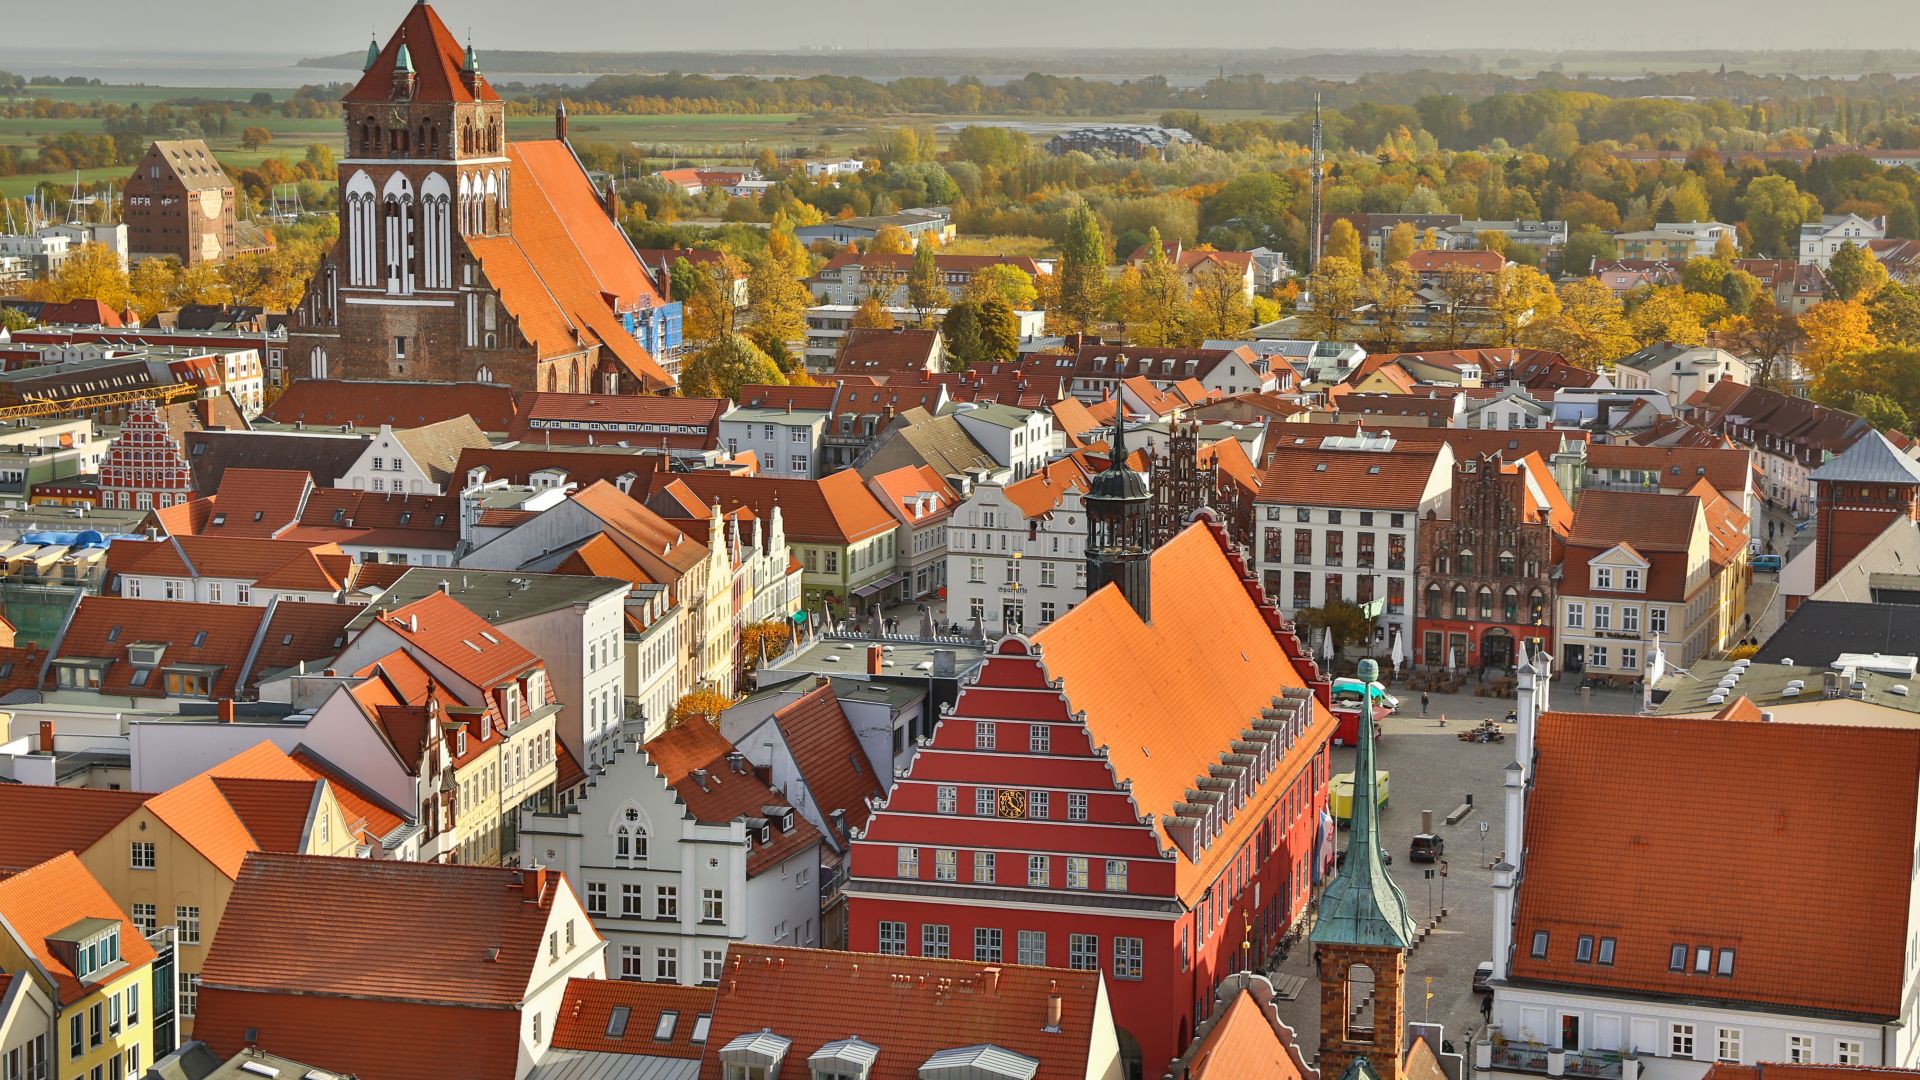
<box><xmin>1485</xmin><ymin>1040</ymin><xmax>1625</xmax><ymax>1080</ymax></box>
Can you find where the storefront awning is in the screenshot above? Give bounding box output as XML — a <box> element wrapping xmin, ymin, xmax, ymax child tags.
<box><xmin>851</xmin><ymin>573</ymin><xmax>905</xmax><ymax>598</ymax></box>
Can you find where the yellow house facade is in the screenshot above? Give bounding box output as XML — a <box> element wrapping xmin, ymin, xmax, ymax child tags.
<box><xmin>0</xmin><ymin>853</ymin><xmax>156</xmax><ymax>1080</ymax></box>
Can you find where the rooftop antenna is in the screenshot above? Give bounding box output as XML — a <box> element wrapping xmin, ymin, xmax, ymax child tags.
<box><xmin>1308</xmin><ymin>91</ymin><xmax>1325</xmax><ymax>276</ymax></box>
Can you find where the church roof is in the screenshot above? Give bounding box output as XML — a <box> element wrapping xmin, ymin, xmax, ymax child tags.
<box><xmin>345</xmin><ymin>2</ymin><xmax>499</xmax><ymax>104</ymax></box>
<box><xmin>1311</xmin><ymin>658</ymin><xmax>1415</xmax><ymax>950</ymax></box>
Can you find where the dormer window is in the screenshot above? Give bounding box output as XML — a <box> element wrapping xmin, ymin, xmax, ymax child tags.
<box><xmin>1595</xmin><ymin>566</ymin><xmax>1613</xmax><ymax>589</ymax></box>
<box><xmin>808</xmin><ymin>1036</ymin><xmax>879</xmax><ymax>1080</ymax></box>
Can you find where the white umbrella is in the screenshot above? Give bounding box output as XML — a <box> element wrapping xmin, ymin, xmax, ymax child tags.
<box><xmin>1389</xmin><ymin>629</ymin><xmax>1404</xmax><ymax>674</ymax></box>
<box><xmin>1647</xmin><ymin>633</ymin><xmax>1666</xmax><ymax>687</ymax></box>
<box><xmin>1322</xmin><ymin>626</ymin><xmax>1334</xmax><ymax>660</ymax></box>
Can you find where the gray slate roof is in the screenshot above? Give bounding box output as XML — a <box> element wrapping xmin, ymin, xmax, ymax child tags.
<box><xmin>1809</xmin><ymin>430</ymin><xmax>1920</xmax><ymax>485</ymax></box>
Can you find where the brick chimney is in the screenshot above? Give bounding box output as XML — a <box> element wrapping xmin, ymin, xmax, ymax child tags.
<box><xmin>37</xmin><ymin>720</ymin><xmax>53</xmax><ymax>753</ymax></box>
<box><xmin>522</xmin><ymin>866</ymin><xmax>548</xmax><ymax>903</ymax></box>
<box><xmin>866</xmin><ymin>643</ymin><xmax>884</xmax><ymax>675</ymax></box>
<box><xmin>218</xmin><ymin>698</ymin><xmax>236</xmax><ymax>723</ymax></box>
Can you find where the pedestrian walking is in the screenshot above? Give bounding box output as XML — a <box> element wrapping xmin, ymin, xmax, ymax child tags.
<box><xmin>1420</xmin><ymin>690</ymin><xmax>1430</xmax><ymax>717</ymax></box>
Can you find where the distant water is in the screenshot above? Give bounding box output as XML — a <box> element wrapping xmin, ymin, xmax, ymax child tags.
<box><xmin>0</xmin><ymin>47</ymin><xmax>599</xmax><ymax>90</ymax></box>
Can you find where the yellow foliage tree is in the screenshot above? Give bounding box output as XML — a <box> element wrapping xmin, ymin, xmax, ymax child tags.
<box><xmin>1488</xmin><ymin>264</ymin><xmax>1560</xmax><ymax>346</ymax></box>
<box><xmin>1324</xmin><ymin>218</ymin><xmax>1363</xmax><ymax>265</ymax></box>
<box><xmin>867</xmin><ymin>226</ymin><xmax>914</xmax><ymax>255</ymax></box>
<box><xmin>1524</xmin><ymin>278</ymin><xmax>1639</xmax><ymax>369</ymax></box>
<box><xmin>127</xmin><ymin>258</ymin><xmax>179</xmax><ymax>321</ymax></box>
<box><xmin>1627</xmin><ymin>285</ymin><xmax>1710</xmax><ymax>347</ymax></box>
<box><xmin>852</xmin><ymin>296</ymin><xmax>896</xmax><ymax>330</ymax></box>
<box><xmin>739</xmin><ymin>620</ymin><xmax>794</xmax><ymax>671</ymax></box>
<box><xmin>1799</xmin><ymin>300</ymin><xmax>1879</xmax><ymax>382</ymax></box>
<box><xmin>961</xmin><ymin>264</ymin><xmax>1038</xmax><ymax>310</ymax></box>
<box><xmin>667</xmin><ymin>687</ymin><xmax>736</xmax><ymax>729</ymax></box>
<box><xmin>28</xmin><ymin>243</ymin><xmax>129</xmax><ymax>311</ymax></box>
<box><xmin>1382</xmin><ymin>222</ymin><xmax>1417</xmax><ymax>266</ymax></box>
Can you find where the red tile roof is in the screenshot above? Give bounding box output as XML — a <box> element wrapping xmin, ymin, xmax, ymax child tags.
<box><xmin>372</xmin><ymin>591</ymin><xmax>540</xmax><ymax>689</ymax></box>
<box><xmin>866</xmin><ymin>465</ymin><xmax>958</xmax><ymax>527</ymax></box>
<box><xmin>0</xmin><ymin>852</ymin><xmax>157</xmax><ymax>1006</ymax></box>
<box><xmin>107</xmin><ymin>535</ymin><xmax>354</xmax><ymax>593</ymax></box>
<box><xmin>199</xmin><ymin>852</ymin><xmax>570</xmax><ymax>1006</ymax></box>
<box><xmin>516</xmin><ymin>141</ymin><xmax>663</xmax><ymax>317</ymax></box>
<box><xmin>553</xmin><ymin>978</ymin><xmax>714</xmax><ymax>1057</ymax></box>
<box><xmin>289</xmin><ymin>748</ymin><xmax>409</xmax><ymax>847</ymax></box>
<box><xmin>1180</xmin><ymin>980</ymin><xmax>1313</xmax><ymax>1080</ymax></box>
<box><xmin>837</xmin><ymin>328</ymin><xmax>943</xmax><ymax>373</ymax></box>
<box><xmin>1029</xmin><ymin>522</ymin><xmax>1334</xmax><ymax>901</ymax></box>
<box><xmin>264</xmin><ymin>379</ymin><xmax>519</xmax><ymax>431</ymax></box>
<box><xmin>1407</xmin><ymin>248</ymin><xmax>1505</xmax><ymax>274</ymax></box>
<box><xmin>1257</xmin><ymin>445</ymin><xmax>1443</xmax><ymax>510</ymax></box>
<box><xmin>642</xmin><ymin>721</ymin><xmax>820</xmax><ymax>875</ymax></box>
<box><xmin>145</xmin><ymin>742</ymin><xmax>325</xmax><ymax>879</ymax></box>
<box><xmin>344</xmin><ymin>2</ymin><xmax>499</xmax><ymax>103</ymax></box>
<box><xmin>1001</xmin><ymin>454</ymin><xmax>1094</xmax><ymax>519</ymax></box>
<box><xmin>1584</xmin><ymin>443</ymin><xmax>1752</xmax><ymax>499</ymax></box>
<box><xmin>772</xmin><ymin>682</ymin><xmax>884</xmax><ymax>846</ymax></box>
<box><xmin>647</xmin><ymin>471</ymin><xmax>895</xmax><ymax>545</ymax></box>
<box><xmin>699</xmin><ymin>945</ymin><xmax>1105</xmax><ymax>1080</ymax></box>
<box><xmin>195</xmin><ymin>992</ymin><xmax>519</xmax><ymax>1080</ymax></box>
<box><xmin>51</xmin><ymin>596</ymin><xmax>269</xmax><ymax>699</ymax></box>
<box><xmin>0</xmin><ymin>787</ymin><xmax>152</xmax><ymax>873</ymax></box>
<box><xmin>1511</xmin><ymin>711</ymin><xmax>1920</xmax><ymax>1019</ymax></box>
<box><xmin>566</xmin><ymin>480</ymin><xmax>710</xmax><ymax>582</ymax></box>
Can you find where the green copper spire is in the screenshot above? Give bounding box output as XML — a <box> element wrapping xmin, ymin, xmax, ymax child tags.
<box><xmin>395</xmin><ymin>44</ymin><xmax>415</xmax><ymax>74</ymax></box>
<box><xmin>1311</xmin><ymin>658</ymin><xmax>1416</xmax><ymax>949</ymax></box>
<box><xmin>464</xmin><ymin>43</ymin><xmax>480</xmax><ymax>74</ymax></box>
<box><xmin>363</xmin><ymin>38</ymin><xmax>380</xmax><ymax>72</ymax></box>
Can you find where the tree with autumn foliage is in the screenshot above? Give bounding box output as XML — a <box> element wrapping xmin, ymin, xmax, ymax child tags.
<box><xmin>681</xmin><ymin>333</ymin><xmax>785</xmax><ymax>401</ymax></box>
<box><xmin>1112</xmin><ymin>228</ymin><xmax>1191</xmax><ymax>346</ymax></box>
<box><xmin>1362</xmin><ymin>263</ymin><xmax>1420</xmax><ymax>345</ymax></box>
<box><xmin>1188</xmin><ymin>261</ymin><xmax>1255</xmax><ymax>341</ymax></box>
<box><xmin>1524</xmin><ymin>278</ymin><xmax>1638</xmax><ymax>370</ymax></box>
<box><xmin>739</xmin><ymin>620</ymin><xmax>793</xmax><ymax>672</ymax></box>
<box><xmin>27</xmin><ymin>243</ymin><xmax>129</xmax><ymax>311</ymax></box>
<box><xmin>866</xmin><ymin>226</ymin><xmax>913</xmax><ymax>255</ymax></box>
<box><xmin>1799</xmin><ymin>300</ymin><xmax>1879</xmax><ymax>383</ymax></box>
<box><xmin>1721</xmin><ymin>303</ymin><xmax>1804</xmax><ymax>388</ymax></box>
<box><xmin>1488</xmin><ymin>264</ymin><xmax>1559</xmax><ymax>347</ymax></box>
<box><xmin>1298</xmin><ymin>256</ymin><xmax>1364</xmax><ymax>342</ymax></box>
<box><xmin>667</xmin><ymin>687</ymin><xmax>736</xmax><ymax>729</ymax></box>
<box><xmin>1626</xmin><ymin>285</ymin><xmax>1714</xmax><ymax>347</ymax></box>
<box><xmin>961</xmin><ymin>263</ymin><xmax>1037</xmax><ymax>310</ymax></box>
<box><xmin>852</xmin><ymin>296</ymin><xmax>896</xmax><ymax>330</ymax></box>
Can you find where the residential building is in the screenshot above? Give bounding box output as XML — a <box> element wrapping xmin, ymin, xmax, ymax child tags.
<box><xmin>43</xmin><ymin>597</ymin><xmax>324</xmax><ymax>705</ymax></box>
<box><xmin>1614</xmin><ymin>231</ymin><xmax>1697</xmax><ymax>263</ymax></box>
<box><xmin>1042</xmin><ymin>341</ymin><xmax>1281</xmax><ymax>402</ymax></box>
<box><xmin>807</xmin><ymin>251</ymin><xmax>1046</xmax><ymax>307</ymax></box>
<box><xmin>1688</xmin><ymin>381</ymin><xmax>1871</xmax><ymax>518</ymax></box>
<box><xmin>847</xmin><ymin>505</ymin><xmax>1336</xmax><ymax>1078</ymax></box>
<box><xmin>1798</xmin><ymin>213</ymin><xmax>1887</xmax><ymax>267</ymax></box>
<box><xmin>804</xmin><ymin>306</ymin><xmax>1044</xmax><ymax>368</ymax></box>
<box><xmin>696</xmin><ymin>944</ymin><xmax>1124</xmax><ymax>1080</ymax></box>
<box><xmin>1581</xmin><ymin>444</ymin><xmax>1757</xmax><ymax>522</ymax></box>
<box><xmin>0</xmin><ymin>853</ymin><xmax>161</xmax><ymax>1080</ymax></box>
<box><xmin>1415</xmin><ymin>451</ymin><xmax>1569</xmax><ymax>672</ymax></box>
<box><xmin>794</xmin><ymin>209</ymin><xmax>953</xmax><ymax>249</ymax></box>
<box><xmin>1651</xmin><ymin>221</ymin><xmax>1737</xmax><ymax>258</ymax></box>
<box><xmin>263</xmin><ymin>378</ymin><xmax>521</xmax><ymax>434</ymax></box>
<box><xmin>287</xmin><ymin>5</ymin><xmax>674</xmax><ymax>394</ymax></box>
<box><xmin>1484</xmin><ymin>699</ymin><xmax>1920</xmax><ymax>1080</ymax></box>
<box><xmin>349</xmin><ymin>568</ymin><xmax>631</xmax><ymax>771</ymax></box>
<box><xmin>1165</xmin><ymin>972</ymin><xmax>1318</xmax><ymax>1080</ymax></box>
<box><xmin>77</xmin><ymin>742</ymin><xmax>359</xmax><ymax>1037</ymax></box>
<box><xmin>123</xmin><ymin>140</ymin><xmax>256</xmax><ymax>266</ymax></box>
<box><xmin>716</xmin><ymin>403</ymin><xmax>827</xmax><ymax>479</ymax></box>
<box><xmin>835</xmin><ymin>327</ymin><xmax>944</xmax><ymax>375</ymax></box>
<box><xmin>1045</xmin><ymin>123</ymin><xmax>1195</xmax><ymax>158</ymax></box>
<box><xmin>1611</xmin><ymin>343</ymin><xmax>1749</xmax><ymax>397</ymax></box>
<box><xmin>1318</xmin><ymin>212</ymin><xmax>1463</xmax><ymax>261</ymax></box>
<box><xmin>621</xmin><ymin>582</ymin><xmax>684</xmax><ymax>739</ymax></box>
<box><xmin>1124</xmin><ymin>241</ymin><xmax>1257</xmax><ymax>299</ymax></box>
<box><xmin>866</xmin><ymin>465</ymin><xmax>958</xmax><ymax>601</ymax></box>
<box><xmin>108</xmin><ymin>535</ymin><xmax>359</xmax><ymax>605</ymax></box>
<box><xmin>651</xmin><ymin>167</ymin><xmax>766</xmax><ymax>198</ymax></box>
<box><xmin>1254</xmin><ymin>432</ymin><xmax>1453</xmax><ymax>648</ymax></box>
<box><xmin>1556</xmin><ymin>487</ymin><xmax>1748</xmax><ymax>678</ymax></box>
<box><xmin>1809</xmin><ymin>431</ymin><xmax>1920</xmax><ymax>591</ymax></box>
<box><xmin>802</xmin><ymin>158</ymin><xmax>865</xmax><ymax>180</ymax></box>
<box><xmin>945</xmin><ymin>455</ymin><xmax>1093</xmax><ymax>635</ymax></box>
<box><xmin>192</xmin><ymin>854</ymin><xmax>603</xmax><ymax>1080</ymax></box>
<box><xmin>336</xmin><ymin>416</ymin><xmax>489</xmax><ymax>496</ymax></box>
<box><xmin>953</xmin><ymin>402</ymin><xmax>1052</xmax><ymax>480</ymax></box>
<box><xmin>517</xmin><ymin>718</ymin><xmax>823</xmax><ymax>987</ymax></box>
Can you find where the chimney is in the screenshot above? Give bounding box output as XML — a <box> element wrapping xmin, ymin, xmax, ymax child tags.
<box><xmin>555</xmin><ymin>99</ymin><xmax>568</xmax><ymax>142</ymax></box>
<box><xmin>218</xmin><ymin>698</ymin><xmax>236</xmax><ymax>723</ymax></box>
<box><xmin>603</xmin><ymin>180</ymin><xmax>621</xmax><ymax>223</ymax></box>
<box><xmin>693</xmin><ymin>768</ymin><xmax>710</xmax><ymax>791</ymax></box>
<box><xmin>37</xmin><ymin>720</ymin><xmax>53</xmax><ymax>753</ymax></box>
<box><xmin>867</xmin><ymin>643</ymin><xmax>884</xmax><ymax>675</ymax></box>
<box><xmin>522</xmin><ymin>865</ymin><xmax>548</xmax><ymax>903</ymax></box>
<box><xmin>1045</xmin><ymin>989</ymin><xmax>1063</xmax><ymax>1031</ymax></box>
<box><xmin>437</xmin><ymin>580</ymin><xmax>451</xmax><ymax>594</ymax></box>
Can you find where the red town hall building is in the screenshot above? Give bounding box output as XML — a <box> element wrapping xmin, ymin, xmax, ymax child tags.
<box><xmin>98</xmin><ymin>398</ymin><xmax>195</xmax><ymax>511</ymax></box>
<box><xmin>288</xmin><ymin>2</ymin><xmax>673</xmax><ymax>395</ymax></box>
<box><xmin>845</xmin><ymin>423</ymin><xmax>1337</xmax><ymax>1079</ymax></box>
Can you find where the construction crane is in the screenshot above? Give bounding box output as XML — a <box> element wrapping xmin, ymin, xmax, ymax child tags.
<box><xmin>0</xmin><ymin>383</ymin><xmax>199</xmax><ymax>422</ymax></box>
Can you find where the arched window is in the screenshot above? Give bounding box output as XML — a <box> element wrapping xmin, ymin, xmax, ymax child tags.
<box><xmin>1503</xmin><ymin>587</ymin><xmax>1519</xmax><ymax>623</ymax></box>
<box><xmin>1497</xmin><ymin>550</ymin><xmax>1516</xmax><ymax>577</ymax></box>
<box><xmin>1425</xmin><ymin>583</ymin><xmax>1442</xmax><ymax>617</ymax></box>
<box><xmin>615</xmin><ymin>808</ymin><xmax>648</xmax><ymax>861</ymax></box>
<box><xmin>1478</xmin><ymin>586</ymin><xmax>1494</xmax><ymax>620</ymax></box>
<box><xmin>1451</xmin><ymin>586</ymin><xmax>1468</xmax><ymax>618</ymax></box>
<box><xmin>1346</xmin><ymin>963</ymin><xmax>1376</xmax><ymax>1037</ymax></box>
<box><xmin>1458</xmin><ymin>548</ymin><xmax>1476</xmax><ymax>575</ymax></box>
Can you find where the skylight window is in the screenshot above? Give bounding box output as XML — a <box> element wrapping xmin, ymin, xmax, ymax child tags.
<box><xmin>653</xmin><ymin>1010</ymin><xmax>678</xmax><ymax>1041</ymax></box>
<box><xmin>192</xmin><ymin>631</ymin><xmax>208</xmax><ymax>647</ymax></box>
<box><xmin>1717</xmin><ymin>948</ymin><xmax>1735</xmax><ymax>976</ymax></box>
<box><xmin>1670</xmin><ymin>944</ymin><xmax>1687</xmax><ymax>970</ymax></box>
<box><xmin>690</xmin><ymin>1014</ymin><xmax>710</xmax><ymax>1044</ymax></box>
<box><xmin>605</xmin><ymin>1006</ymin><xmax>630</xmax><ymax>1039</ymax></box>
<box><xmin>107</xmin><ymin>626</ymin><xmax>121</xmax><ymax>642</ymax></box>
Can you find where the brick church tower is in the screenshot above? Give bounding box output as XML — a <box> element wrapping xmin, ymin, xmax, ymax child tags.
<box><xmin>288</xmin><ymin>2</ymin><xmax>672</xmax><ymax>395</ymax></box>
<box><xmin>1810</xmin><ymin>431</ymin><xmax>1920</xmax><ymax>590</ymax></box>
<box><xmin>1312</xmin><ymin>657</ymin><xmax>1416</xmax><ymax>1080</ymax></box>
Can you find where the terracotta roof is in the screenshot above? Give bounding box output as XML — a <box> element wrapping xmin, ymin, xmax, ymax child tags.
<box><xmin>1511</xmin><ymin>711</ymin><xmax>1920</xmax><ymax>1019</ymax></box>
<box><xmin>698</xmin><ymin>944</ymin><xmax>1104</xmax><ymax>1080</ymax></box>
<box><xmin>195</xmin><ymin>990</ymin><xmax>521</xmax><ymax>1080</ymax></box>
<box><xmin>466</xmin><ymin>142</ymin><xmax>673</xmax><ymax>392</ymax></box>
<box><xmin>0</xmin><ymin>852</ymin><xmax>157</xmax><ymax>1006</ymax></box>
<box><xmin>34</xmin><ymin>299</ymin><xmax>124</xmax><ymax>327</ymax></box>
<box><xmin>553</xmin><ymin>978</ymin><xmax>714</xmax><ymax>1057</ymax></box>
<box><xmin>382</xmin><ymin>415</ymin><xmax>488</xmax><ymax>490</ymax></box>
<box><xmin>866</xmin><ymin>465</ymin><xmax>959</xmax><ymax>527</ymax></box>
<box><xmin>0</xmin><ymin>787</ymin><xmax>152</xmax><ymax>873</ymax></box>
<box><xmin>565</xmin><ymin>480</ymin><xmax>710</xmax><ymax>581</ymax></box>
<box><xmin>289</xmin><ymin>748</ymin><xmax>410</xmax><ymax>847</ymax></box>
<box><xmin>1509</xmin><ymin>452</ymin><xmax>1574</xmax><ymax>536</ymax></box>
<box><xmin>817</xmin><ymin>251</ymin><xmax>1042</xmax><ymax>277</ymax></box>
<box><xmin>1001</xmin><ymin>454</ymin><xmax>1094</xmax><ymax>519</ymax></box>
<box><xmin>1179</xmin><ymin>979</ymin><xmax>1313</xmax><ymax>1080</ymax></box>
<box><xmin>250</xmin><ymin>600</ymin><xmax>358</xmax><ymax>681</ymax></box>
<box><xmin>373</xmin><ymin>590</ymin><xmax>540</xmax><ymax>689</ymax></box>
<box><xmin>1691</xmin><ymin>478</ymin><xmax>1751</xmax><ymax>570</ymax></box>
<box><xmin>344</xmin><ymin>1</ymin><xmax>499</xmax><ymax>103</ymax></box>
<box><xmin>1257</xmin><ymin>445</ymin><xmax>1442</xmax><ymax>510</ymax></box>
<box><xmin>108</xmin><ymin>535</ymin><xmax>353</xmax><ymax>594</ymax></box>
<box><xmin>1050</xmin><ymin>396</ymin><xmax>1101</xmax><ymax>446</ymax></box>
<box><xmin>515</xmin><ymin>141</ymin><xmax>663</xmax><ymax>317</ymax></box>
<box><xmin>187</xmin><ymin>467</ymin><xmax>314</xmax><ymax>535</ymax></box>
<box><xmin>1709</xmin><ymin>1066</ymin><xmax>1920</xmax><ymax>1080</ymax></box>
<box><xmin>1567</xmin><ymin>489</ymin><xmax>1701</xmax><ymax>551</ymax></box>
<box><xmin>642</xmin><ymin>721</ymin><xmax>820</xmax><ymax>875</ymax></box>
<box><xmin>646</xmin><ymin>471</ymin><xmax>895</xmax><ymax>545</ymax></box>
<box><xmin>145</xmin><ymin>742</ymin><xmax>324</xmax><ymax>879</ymax></box>
<box><xmin>50</xmin><ymin>596</ymin><xmax>268</xmax><ymax>699</ymax></box>
<box><xmin>509</xmin><ymin>392</ymin><xmax>723</xmax><ymax>449</ymax></box>
<box><xmin>1586</xmin><ymin>443</ymin><xmax>1752</xmax><ymax>497</ymax></box>
<box><xmin>772</xmin><ymin>682</ymin><xmax>884</xmax><ymax>846</ymax></box>
<box><xmin>1029</xmin><ymin>522</ymin><xmax>1334</xmax><ymax>900</ymax></box>
<box><xmin>1407</xmin><ymin>248</ymin><xmax>1505</xmax><ymax>274</ymax></box>
<box><xmin>1198</xmin><ymin>437</ymin><xmax>1261</xmax><ymax>495</ymax></box>
<box><xmin>264</xmin><ymin>379</ymin><xmax>520</xmax><ymax>432</ymax></box>
<box><xmin>837</xmin><ymin>328</ymin><xmax>943</xmax><ymax>373</ymax></box>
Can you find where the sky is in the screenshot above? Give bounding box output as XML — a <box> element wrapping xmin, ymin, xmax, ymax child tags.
<box><xmin>8</xmin><ymin>0</ymin><xmax>1920</xmax><ymax>59</ymax></box>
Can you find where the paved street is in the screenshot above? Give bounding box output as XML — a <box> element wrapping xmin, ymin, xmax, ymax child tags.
<box><xmin>1266</xmin><ymin>679</ymin><xmax>1643</xmax><ymax>1062</ymax></box>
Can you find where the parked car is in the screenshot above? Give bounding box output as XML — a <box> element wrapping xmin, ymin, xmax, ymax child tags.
<box><xmin>1752</xmin><ymin>554</ymin><xmax>1783</xmax><ymax>573</ymax></box>
<box><xmin>1410</xmin><ymin>833</ymin><xmax>1445</xmax><ymax>862</ymax></box>
<box><xmin>1473</xmin><ymin>961</ymin><xmax>1494</xmax><ymax>993</ymax></box>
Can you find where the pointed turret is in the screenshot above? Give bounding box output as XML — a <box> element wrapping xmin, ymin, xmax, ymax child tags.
<box><xmin>1084</xmin><ymin>395</ymin><xmax>1153</xmax><ymax>623</ymax></box>
<box><xmin>463</xmin><ymin>43</ymin><xmax>479</xmax><ymax>74</ymax></box>
<box><xmin>395</xmin><ymin>44</ymin><xmax>415</xmax><ymax>74</ymax></box>
<box><xmin>363</xmin><ymin>37</ymin><xmax>380</xmax><ymax>72</ymax></box>
<box><xmin>1314</xmin><ymin>659</ymin><xmax>1415</xmax><ymax>949</ymax></box>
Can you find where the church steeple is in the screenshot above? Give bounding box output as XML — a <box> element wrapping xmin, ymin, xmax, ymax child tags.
<box><xmin>1313</xmin><ymin>657</ymin><xmax>1416</xmax><ymax>1080</ymax></box>
<box><xmin>1084</xmin><ymin>397</ymin><xmax>1153</xmax><ymax>624</ymax></box>
<box><xmin>363</xmin><ymin>37</ymin><xmax>380</xmax><ymax>72</ymax></box>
